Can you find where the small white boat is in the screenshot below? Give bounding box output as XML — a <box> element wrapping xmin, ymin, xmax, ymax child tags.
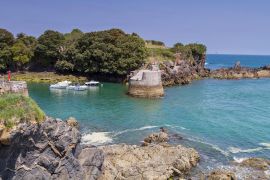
<box><xmin>67</xmin><ymin>85</ymin><xmax>88</xmax><ymax>91</ymax></box>
<box><xmin>50</xmin><ymin>81</ymin><xmax>72</xmax><ymax>89</ymax></box>
<box><xmin>85</xmin><ymin>80</ymin><xmax>100</xmax><ymax>86</ymax></box>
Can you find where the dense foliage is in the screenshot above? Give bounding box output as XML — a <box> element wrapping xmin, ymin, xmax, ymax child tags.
<box><xmin>0</xmin><ymin>94</ymin><xmax>45</xmax><ymax>128</ymax></box>
<box><xmin>0</xmin><ymin>27</ymin><xmax>206</xmax><ymax>76</ymax></box>
<box><xmin>148</xmin><ymin>42</ymin><xmax>207</xmax><ymax>63</ymax></box>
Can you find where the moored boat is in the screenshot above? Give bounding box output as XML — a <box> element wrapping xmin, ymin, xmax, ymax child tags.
<box><xmin>67</xmin><ymin>85</ymin><xmax>88</xmax><ymax>91</ymax></box>
<box><xmin>50</xmin><ymin>81</ymin><xmax>72</xmax><ymax>89</ymax></box>
<box><xmin>85</xmin><ymin>80</ymin><xmax>100</xmax><ymax>86</ymax></box>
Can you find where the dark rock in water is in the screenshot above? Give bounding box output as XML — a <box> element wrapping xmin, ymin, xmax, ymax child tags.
<box><xmin>0</xmin><ymin>117</ymin><xmax>104</xmax><ymax>180</ymax></box>
<box><xmin>207</xmin><ymin>170</ymin><xmax>236</xmax><ymax>180</ymax></box>
<box><xmin>170</xmin><ymin>133</ymin><xmax>184</xmax><ymax>141</ymax></box>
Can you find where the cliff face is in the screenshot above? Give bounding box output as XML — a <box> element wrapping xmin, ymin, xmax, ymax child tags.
<box><xmin>161</xmin><ymin>55</ymin><xmax>209</xmax><ymax>86</ymax></box>
<box><xmin>0</xmin><ymin>117</ymin><xmax>200</xmax><ymax>180</ymax></box>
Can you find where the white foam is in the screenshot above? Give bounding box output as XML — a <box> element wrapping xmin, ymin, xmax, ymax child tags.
<box><xmin>259</xmin><ymin>142</ymin><xmax>270</xmax><ymax>148</ymax></box>
<box><xmin>265</xmin><ymin>170</ymin><xmax>270</xmax><ymax>177</ymax></box>
<box><xmin>228</xmin><ymin>146</ymin><xmax>263</xmax><ymax>153</ymax></box>
<box><xmin>113</xmin><ymin>125</ymin><xmax>158</xmax><ymax>136</ymax></box>
<box><xmin>187</xmin><ymin>137</ymin><xmax>229</xmax><ymax>156</ymax></box>
<box><xmin>164</xmin><ymin>124</ymin><xmax>188</xmax><ymax>130</ymax></box>
<box><xmin>233</xmin><ymin>157</ymin><xmax>248</xmax><ymax>163</ymax></box>
<box><xmin>81</xmin><ymin>132</ymin><xmax>113</xmax><ymax>145</ymax></box>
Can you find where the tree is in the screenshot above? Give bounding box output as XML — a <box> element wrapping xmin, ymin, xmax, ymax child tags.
<box><xmin>185</xmin><ymin>43</ymin><xmax>207</xmax><ymax>63</ymax></box>
<box><xmin>11</xmin><ymin>41</ymin><xmax>33</xmax><ymax>70</ymax></box>
<box><xmin>75</xmin><ymin>28</ymin><xmax>147</xmax><ymax>76</ymax></box>
<box><xmin>34</xmin><ymin>30</ymin><xmax>64</xmax><ymax>68</ymax></box>
<box><xmin>0</xmin><ymin>28</ymin><xmax>14</xmax><ymax>72</ymax></box>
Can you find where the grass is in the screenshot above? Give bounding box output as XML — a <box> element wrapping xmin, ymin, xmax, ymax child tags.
<box><xmin>146</xmin><ymin>47</ymin><xmax>175</xmax><ymax>62</ymax></box>
<box><xmin>9</xmin><ymin>72</ymin><xmax>88</xmax><ymax>83</ymax></box>
<box><xmin>0</xmin><ymin>94</ymin><xmax>45</xmax><ymax>128</ymax></box>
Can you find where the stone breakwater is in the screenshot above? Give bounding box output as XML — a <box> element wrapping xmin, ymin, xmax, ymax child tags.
<box><xmin>0</xmin><ymin>81</ymin><xmax>28</xmax><ymax>96</ymax></box>
<box><xmin>0</xmin><ymin>117</ymin><xmax>200</xmax><ymax>180</ymax></box>
<box><xmin>210</xmin><ymin>63</ymin><xmax>270</xmax><ymax>79</ymax></box>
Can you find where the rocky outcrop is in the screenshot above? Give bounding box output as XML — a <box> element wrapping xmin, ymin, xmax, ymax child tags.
<box><xmin>161</xmin><ymin>58</ymin><xmax>209</xmax><ymax>86</ymax></box>
<box><xmin>210</xmin><ymin>62</ymin><xmax>270</xmax><ymax>79</ymax></box>
<box><xmin>0</xmin><ymin>117</ymin><xmax>103</xmax><ymax>180</ymax></box>
<box><xmin>98</xmin><ymin>143</ymin><xmax>200</xmax><ymax>179</ymax></box>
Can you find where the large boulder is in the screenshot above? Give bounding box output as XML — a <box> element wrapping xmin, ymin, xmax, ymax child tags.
<box><xmin>98</xmin><ymin>143</ymin><xmax>200</xmax><ymax>179</ymax></box>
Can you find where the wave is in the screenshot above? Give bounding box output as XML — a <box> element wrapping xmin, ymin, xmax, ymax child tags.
<box><xmin>228</xmin><ymin>142</ymin><xmax>270</xmax><ymax>154</ymax></box>
<box><xmin>81</xmin><ymin>132</ymin><xmax>113</xmax><ymax>145</ymax></box>
<box><xmin>233</xmin><ymin>157</ymin><xmax>248</xmax><ymax>163</ymax></box>
<box><xmin>113</xmin><ymin>125</ymin><xmax>158</xmax><ymax>136</ymax></box>
<box><xmin>187</xmin><ymin>137</ymin><xmax>229</xmax><ymax>156</ymax></box>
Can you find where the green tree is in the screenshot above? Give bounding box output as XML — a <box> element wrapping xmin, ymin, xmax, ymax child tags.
<box><xmin>75</xmin><ymin>28</ymin><xmax>147</xmax><ymax>76</ymax></box>
<box><xmin>11</xmin><ymin>42</ymin><xmax>32</xmax><ymax>70</ymax></box>
<box><xmin>34</xmin><ymin>30</ymin><xmax>64</xmax><ymax>68</ymax></box>
<box><xmin>0</xmin><ymin>28</ymin><xmax>14</xmax><ymax>72</ymax></box>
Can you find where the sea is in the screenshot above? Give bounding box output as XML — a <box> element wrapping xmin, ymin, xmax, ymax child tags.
<box><xmin>28</xmin><ymin>54</ymin><xmax>270</xmax><ymax>177</ymax></box>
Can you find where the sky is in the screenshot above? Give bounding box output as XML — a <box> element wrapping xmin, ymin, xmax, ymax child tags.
<box><xmin>1</xmin><ymin>0</ymin><xmax>270</xmax><ymax>55</ymax></box>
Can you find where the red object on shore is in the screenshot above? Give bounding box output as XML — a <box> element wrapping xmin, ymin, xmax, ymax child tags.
<box><xmin>8</xmin><ymin>71</ymin><xmax>11</xmax><ymax>81</ymax></box>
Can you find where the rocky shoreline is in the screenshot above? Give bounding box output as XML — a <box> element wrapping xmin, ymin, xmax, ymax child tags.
<box><xmin>0</xmin><ymin>117</ymin><xmax>200</xmax><ymax>179</ymax></box>
<box><xmin>1</xmin><ymin>117</ymin><xmax>269</xmax><ymax>180</ymax></box>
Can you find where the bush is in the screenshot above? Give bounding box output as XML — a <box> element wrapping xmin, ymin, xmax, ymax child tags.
<box><xmin>55</xmin><ymin>60</ymin><xmax>74</xmax><ymax>73</ymax></box>
<box><xmin>0</xmin><ymin>94</ymin><xmax>45</xmax><ymax>128</ymax></box>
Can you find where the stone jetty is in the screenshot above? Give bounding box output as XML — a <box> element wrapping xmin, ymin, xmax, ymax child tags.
<box><xmin>0</xmin><ymin>80</ymin><xmax>28</xmax><ymax>96</ymax></box>
<box><xmin>128</xmin><ymin>63</ymin><xmax>164</xmax><ymax>98</ymax></box>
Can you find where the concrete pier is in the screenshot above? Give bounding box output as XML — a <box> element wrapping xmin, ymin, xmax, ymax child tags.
<box><xmin>128</xmin><ymin>68</ymin><xmax>164</xmax><ymax>98</ymax></box>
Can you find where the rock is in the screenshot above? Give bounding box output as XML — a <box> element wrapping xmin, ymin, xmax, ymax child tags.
<box><xmin>143</xmin><ymin>131</ymin><xmax>169</xmax><ymax>144</ymax></box>
<box><xmin>0</xmin><ymin>117</ymin><xmax>103</xmax><ymax>180</ymax></box>
<box><xmin>78</xmin><ymin>146</ymin><xmax>104</xmax><ymax>180</ymax></box>
<box><xmin>0</xmin><ymin>127</ymin><xmax>11</xmax><ymax>145</ymax></box>
<box><xmin>240</xmin><ymin>158</ymin><xmax>270</xmax><ymax>171</ymax></box>
<box><xmin>207</xmin><ymin>170</ymin><xmax>236</xmax><ymax>180</ymax></box>
<box><xmin>98</xmin><ymin>144</ymin><xmax>200</xmax><ymax>179</ymax></box>
<box><xmin>66</xmin><ymin>117</ymin><xmax>79</xmax><ymax>128</ymax></box>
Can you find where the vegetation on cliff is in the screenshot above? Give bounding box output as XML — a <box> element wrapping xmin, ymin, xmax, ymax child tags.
<box><xmin>146</xmin><ymin>40</ymin><xmax>206</xmax><ymax>64</ymax></box>
<box><xmin>0</xmin><ymin>94</ymin><xmax>45</xmax><ymax>128</ymax></box>
<box><xmin>0</xmin><ymin>27</ymin><xmax>206</xmax><ymax>81</ymax></box>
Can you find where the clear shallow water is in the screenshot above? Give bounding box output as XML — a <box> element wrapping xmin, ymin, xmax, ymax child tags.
<box><xmin>27</xmin><ymin>54</ymin><xmax>270</xmax><ymax>169</ymax></box>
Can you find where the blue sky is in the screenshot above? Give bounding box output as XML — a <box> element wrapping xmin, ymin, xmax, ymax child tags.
<box><xmin>1</xmin><ymin>0</ymin><xmax>270</xmax><ymax>55</ymax></box>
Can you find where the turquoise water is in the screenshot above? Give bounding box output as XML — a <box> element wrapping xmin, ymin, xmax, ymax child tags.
<box><xmin>27</xmin><ymin>54</ymin><xmax>270</xmax><ymax>169</ymax></box>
